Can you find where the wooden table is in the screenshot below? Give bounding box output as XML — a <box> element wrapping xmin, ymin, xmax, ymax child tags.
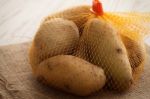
<box><xmin>0</xmin><ymin>0</ymin><xmax>150</xmax><ymax>46</ymax></box>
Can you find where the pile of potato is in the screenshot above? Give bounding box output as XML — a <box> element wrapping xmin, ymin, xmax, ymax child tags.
<box><xmin>29</xmin><ymin>6</ymin><xmax>146</xmax><ymax>96</ymax></box>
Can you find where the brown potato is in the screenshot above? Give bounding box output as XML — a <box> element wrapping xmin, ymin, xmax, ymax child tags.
<box><xmin>29</xmin><ymin>18</ymin><xmax>79</xmax><ymax>73</ymax></box>
<box><xmin>44</xmin><ymin>5</ymin><xmax>94</xmax><ymax>35</ymax></box>
<box><xmin>36</xmin><ymin>55</ymin><xmax>106</xmax><ymax>96</ymax></box>
<box><xmin>75</xmin><ymin>18</ymin><xmax>133</xmax><ymax>91</ymax></box>
<box><xmin>121</xmin><ymin>35</ymin><xmax>146</xmax><ymax>69</ymax></box>
<box><xmin>121</xmin><ymin>35</ymin><xmax>146</xmax><ymax>82</ymax></box>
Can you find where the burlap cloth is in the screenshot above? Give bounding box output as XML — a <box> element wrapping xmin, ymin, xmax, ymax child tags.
<box><xmin>0</xmin><ymin>42</ymin><xmax>150</xmax><ymax>99</ymax></box>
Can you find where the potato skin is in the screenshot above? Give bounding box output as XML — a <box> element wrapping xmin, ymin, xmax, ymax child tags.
<box><xmin>76</xmin><ymin>18</ymin><xmax>133</xmax><ymax>91</ymax></box>
<box><xmin>121</xmin><ymin>35</ymin><xmax>146</xmax><ymax>69</ymax></box>
<box><xmin>121</xmin><ymin>35</ymin><xmax>146</xmax><ymax>83</ymax></box>
<box><xmin>36</xmin><ymin>55</ymin><xmax>106</xmax><ymax>96</ymax></box>
<box><xmin>44</xmin><ymin>5</ymin><xmax>93</xmax><ymax>35</ymax></box>
<box><xmin>29</xmin><ymin>18</ymin><xmax>79</xmax><ymax>73</ymax></box>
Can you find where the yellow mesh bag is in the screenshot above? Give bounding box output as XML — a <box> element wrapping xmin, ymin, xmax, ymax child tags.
<box><xmin>104</xmin><ymin>12</ymin><xmax>150</xmax><ymax>40</ymax></box>
<box><xmin>29</xmin><ymin>0</ymin><xmax>150</xmax><ymax>96</ymax></box>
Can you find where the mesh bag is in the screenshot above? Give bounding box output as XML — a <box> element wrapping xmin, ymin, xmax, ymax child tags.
<box><xmin>29</xmin><ymin>0</ymin><xmax>150</xmax><ymax>96</ymax></box>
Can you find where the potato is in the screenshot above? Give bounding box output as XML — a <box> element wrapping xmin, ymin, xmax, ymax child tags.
<box><xmin>121</xmin><ymin>35</ymin><xmax>146</xmax><ymax>69</ymax></box>
<box><xmin>36</xmin><ymin>55</ymin><xmax>106</xmax><ymax>96</ymax></box>
<box><xmin>76</xmin><ymin>18</ymin><xmax>133</xmax><ymax>91</ymax></box>
<box><xmin>44</xmin><ymin>5</ymin><xmax>93</xmax><ymax>35</ymax></box>
<box><xmin>75</xmin><ymin>36</ymin><xmax>90</xmax><ymax>61</ymax></box>
<box><xmin>121</xmin><ymin>35</ymin><xmax>146</xmax><ymax>82</ymax></box>
<box><xmin>29</xmin><ymin>18</ymin><xmax>79</xmax><ymax>73</ymax></box>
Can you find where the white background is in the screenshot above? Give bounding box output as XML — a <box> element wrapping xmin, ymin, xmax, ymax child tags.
<box><xmin>0</xmin><ymin>0</ymin><xmax>150</xmax><ymax>46</ymax></box>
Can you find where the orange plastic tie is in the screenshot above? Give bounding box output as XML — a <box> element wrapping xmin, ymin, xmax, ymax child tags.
<box><xmin>92</xmin><ymin>0</ymin><xmax>104</xmax><ymax>16</ymax></box>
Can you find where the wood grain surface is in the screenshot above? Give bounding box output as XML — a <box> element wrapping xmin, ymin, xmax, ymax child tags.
<box><xmin>0</xmin><ymin>0</ymin><xmax>150</xmax><ymax>46</ymax></box>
